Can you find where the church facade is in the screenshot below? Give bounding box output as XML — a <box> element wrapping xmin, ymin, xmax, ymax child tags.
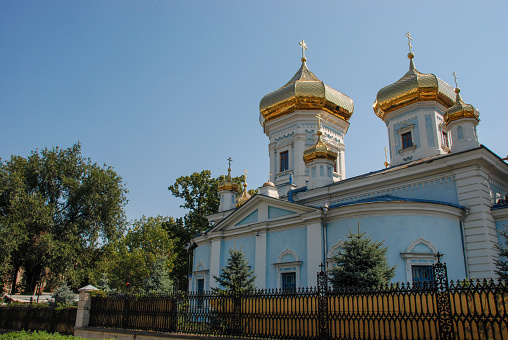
<box><xmin>190</xmin><ymin>40</ymin><xmax>508</xmax><ymax>292</ymax></box>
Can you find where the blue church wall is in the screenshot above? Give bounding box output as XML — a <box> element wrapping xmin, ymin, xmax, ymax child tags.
<box><xmin>425</xmin><ymin>115</ymin><xmax>435</xmax><ymax>147</ymax></box>
<box><xmin>330</xmin><ymin>177</ymin><xmax>459</xmax><ymax>207</ymax></box>
<box><xmin>268</xmin><ymin>206</ymin><xmax>297</xmax><ymax>219</ymax></box>
<box><xmin>193</xmin><ymin>243</ymin><xmax>211</xmax><ymax>290</ymax></box>
<box><xmin>220</xmin><ymin>236</ymin><xmax>256</xmax><ymax>278</ymax></box>
<box><xmin>266</xmin><ymin>226</ymin><xmax>307</xmax><ymax>289</ymax></box>
<box><xmin>326</xmin><ymin>214</ymin><xmax>466</xmax><ymax>282</ymax></box>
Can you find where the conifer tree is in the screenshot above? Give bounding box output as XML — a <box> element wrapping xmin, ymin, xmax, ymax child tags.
<box><xmin>143</xmin><ymin>254</ymin><xmax>173</xmax><ymax>294</ymax></box>
<box><xmin>328</xmin><ymin>229</ymin><xmax>396</xmax><ymax>289</ymax></box>
<box><xmin>213</xmin><ymin>248</ymin><xmax>256</xmax><ymax>294</ymax></box>
<box><xmin>495</xmin><ymin>226</ymin><xmax>508</xmax><ymax>281</ymax></box>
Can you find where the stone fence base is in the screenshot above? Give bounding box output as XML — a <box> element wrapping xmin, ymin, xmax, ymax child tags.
<box><xmin>74</xmin><ymin>327</ymin><xmax>245</xmax><ymax>340</ymax></box>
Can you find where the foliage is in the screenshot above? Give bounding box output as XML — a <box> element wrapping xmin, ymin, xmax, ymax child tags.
<box><xmin>100</xmin><ymin>216</ymin><xmax>177</xmax><ymax>293</ymax></box>
<box><xmin>49</xmin><ymin>282</ymin><xmax>76</xmax><ymax>307</ymax></box>
<box><xmin>0</xmin><ymin>330</ymin><xmax>112</xmax><ymax>340</ymax></box>
<box><xmin>95</xmin><ymin>273</ymin><xmax>115</xmax><ymax>293</ymax></box>
<box><xmin>0</xmin><ymin>143</ymin><xmax>128</xmax><ymax>293</ymax></box>
<box><xmin>213</xmin><ymin>248</ymin><xmax>256</xmax><ymax>294</ymax></box>
<box><xmin>168</xmin><ymin>170</ymin><xmax>257</xmax><ymax>236</ymax></box>
<box><xmin>168</xmin><ymin>170</ymin><xmax>257</xmax><ymax>290</ymax></box>
<box><xmin>328</xmin><ymin>230</ymin><xmax>396</xmax><ymax>289</ymax></box>
<box><xmin>495</xmin><ymin>225</ymin><xmax>508</xmax><ymax>281</ymax></box>
<box><xmin>142</xmin><ymin>254</ymin><xmax>173</xmax><ymax>294</ymax></box>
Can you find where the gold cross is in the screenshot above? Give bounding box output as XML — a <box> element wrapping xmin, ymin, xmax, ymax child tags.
<box><xmin>406</xmin><ymin>32</ymin><xmax>413</xmax><ymax>53</ymax></box>
<box><xmin>384</xmin><ymin>146</ymin><xmax>388</xmax><ymax>162</ymax></box>
<box><xmin>243</xmin><ymin>169</ymin><xmax>248</xmax><ymax>181</ymax></box>
<box><xmin>299</xmin><ymin>39</ymin><xmax>308</xmax><ymax>59</ymax></box>
<box><xmin>316</xmin><ymin>113</ymin><xmax>322</xmax><ymax>131</ymax></box>
<box><xmin>267</xmin><ymin>172</ymin><xmax>272</xmax><ymax>182</ymax></box>
<box><xmin>452</xmin><ymin>71</ymin><xmax>458</xmax><ymax>88</ymax></box>
<box><xmin>227</xmin><ymin>157</ymin><xmax>232</xmax><ymax>169</ymax></box>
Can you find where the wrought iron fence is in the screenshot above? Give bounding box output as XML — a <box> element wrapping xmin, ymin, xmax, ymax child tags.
<box><xmin>89</xmin><ymin>262</ymin><xmax>508</xmax><ymax>340</ymax></box>
<box><xmin>0</xmin><ymin>306</ymin><xmax>76</xmax><ymax>334</ymax></box>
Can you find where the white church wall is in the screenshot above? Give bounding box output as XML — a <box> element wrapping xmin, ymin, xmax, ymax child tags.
<box><xmin>266</xmin><ymin>226</ymin><xmax>307</xmax><ymax>289</ymax></box>
<box><xmin>325</xmin><ymin>214</ymin><xmax>467</xmax><ymax>282</ymax></box>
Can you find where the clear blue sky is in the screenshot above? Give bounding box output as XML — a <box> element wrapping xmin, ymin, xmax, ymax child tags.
<box><xmin>1</xmin><ymin>1</ymin><xmax>506</xmax><ymax>223</ymax></box>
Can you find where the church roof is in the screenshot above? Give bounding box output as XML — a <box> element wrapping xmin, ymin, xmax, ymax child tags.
<box><xmin>259</xmin><ymin>58</ymin><xmax>353</xmax><ymax>128</ymax></box>
<box><xmin>444</xmin><ymin>88</ymin><xmax>480</xmax><ymax>125</ymax></box>
<box><xmin>373</xmin><ymin>52</ymin><xmax>455</xmax><ymax>120</ymax></box>
<box><xmin>328</xmin><ymin>195</ymin><xmax>465</xmax><ymax>210</ymax></box>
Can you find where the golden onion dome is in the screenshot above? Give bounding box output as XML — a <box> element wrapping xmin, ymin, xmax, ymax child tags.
<box><xmin>373</xmin><ymin>53</ymin><xmax>456</xmax><ymax>120</ymax></box>
<box><xmin>259</xmin><ymin>58</ymin><xmax>354</xmax><ymax>127</ymax></box>
<box><xmin>444</xmin><ymin>88</ymin><xmax>480</xmax><ymax>125</ymax></box>
<box><xmin>236</xmin><ymin>183</ymin><xmax>251</xmax><ymax>207</ymax></box>
<box><xmin>218</xmin><ymin>168</ymin><xmax>240</xmax><ymax>192</ymax></box>
<box><xmin>303</xmin><ymin>131</ymin><xmax>338</xmax><ymax>165</ymax></box>
<box><xmin>263</xmin><ymin>181</ymin><xmax>275</xmax><ymax>187</ymax></box>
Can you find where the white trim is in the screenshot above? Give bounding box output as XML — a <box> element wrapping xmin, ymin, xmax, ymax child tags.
<box><xmin>274</xmin><ymin>248</ymin><xmax>302</xmax><ymax>289</ymax></box>
<box><xmin>401</xmin><ymin>237</ymin><xmax>437</xmax><ymax>283</ymax></box>
<box><xmin>326</xmin><ymin>240</ymin><xmax>344</xmax><ymax>269</ymax></box>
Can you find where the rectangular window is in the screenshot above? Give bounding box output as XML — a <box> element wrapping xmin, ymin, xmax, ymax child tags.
<box><xmin>196</xmin><ymin>279</ymin><xmax>205</xmax><ymax>307</ymax></box>
<box><xmin>412</xmin><ymin>265</ymin><xmax>434</xmax><ymax>288</ymax></box>
<box><xmin>280</xmin><ymin>151</ymin><xmax>289</xmax><ymax>172</ymax></box>
<box><xmin>281</xmin><ymin>272</ymin><xmax>296</xmax><ymax>292</ymax></box>
<box><xmin>401</xmin><ymin>132</ymin><xmax>413</xmax><ymax>149</ymax></box>
<box><xmin>442</xmin><ymin>131</ymin><xmax>449</xmax><ymax>148</ymax></box>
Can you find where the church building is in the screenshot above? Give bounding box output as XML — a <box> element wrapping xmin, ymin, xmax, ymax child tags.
<box><xmin>190</xmin><ymin>38</ymin><xmax>508</xmax><ymax>292</ymax></box>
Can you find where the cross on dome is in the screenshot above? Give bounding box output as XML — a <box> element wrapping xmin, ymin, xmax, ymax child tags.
<box><xmin>453</xmin><ymin>71</ymin><xmax>459</xmax><ymax>88</ymax></box>
<box><xmin>316</xmin><ymin>113</ymin><xmax>322</xmax><ymax>131</ymax></box>
<box><xmin>267</xmin><ymin>172</ymin><xmax>272</xmax><ymax>182</ymax></box>
<box><xmin>406</xmin><ymin>32</ymin><xmax>413</xmax><ymax>53</ymax></box>
<box><xmin>227</xmin><ymin>157</ymin><xmax>232</xmax><ymax>169</ymax></box>
<box><xmin>243</xmin><ymin>169</ymin><xmax>248</xmax><ymax>181</ymax></box>
<box><xmin>299</xmin><ymin>39</ymin><xmax>308</xmax><ymax>61</ymax></box>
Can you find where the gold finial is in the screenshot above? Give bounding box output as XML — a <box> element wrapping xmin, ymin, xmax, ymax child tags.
<box><xmin>316</xmin><ymin>113</ymin><xmax>322</xmax><ymax>131</ymax></box>
<box><xmin>406</xmin><ymin>32</ymin><xmax>413</xmax><ymax>54</ymax></box>
<box><xmin>299</xmin><ymin>39</ymin><xmax>308</xmax><ymax>62</ymax></box>
<box><xmin>384</xmin><ymin>146</ymin><xmax>389</xmax><ymax>168</ymax></box>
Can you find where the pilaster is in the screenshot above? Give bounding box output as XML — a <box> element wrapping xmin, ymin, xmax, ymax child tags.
<box><xmin>209</xmin><ymin>240</ymin><xmax>222</xmax><ymax>289</ymax></box>
<box><xmin>307</xmin><ymin>222</ymin><xmax>323</xmax><ymax>287</ymax></box>
<box><xmin>255</xmin><ymin>231</ymin><xmax>267</xmax><ymax>288</ymax></box>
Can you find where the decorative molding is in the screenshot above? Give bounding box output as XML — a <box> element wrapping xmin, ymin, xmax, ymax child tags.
<box><xmin>327</xmin><ymin>240</ymin><xmax>344</xmax><ymax>259</ymax></box>
<box><xmin>404</xmin><ymin>236</ymin><xmax>438</xmax><ymax>254</ymax></box>
<box><xmin>195</xmin><ymin>260</ymin><xmax>207</xmax><ymax>271</ymax></box>
<box><xmin>277</xmin><ymin>248</ymin><xmax>299</xmax><ymax>263</ymax></box>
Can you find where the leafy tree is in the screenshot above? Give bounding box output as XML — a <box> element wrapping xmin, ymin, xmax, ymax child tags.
<box><xmin>213</xmin><ymin>248</ymin><xmax>256</xmax><ymax>294</ymax></box>
<box><xmin>495</xmin><ymin>225</ymin><xmax>508</xmax><ymax>281</ymax></box>
<box><xmin>0</xmin><ymin>143</ymin><xmax>128</xmax><ymax>293</ymax></box>
<box><xmin>328</xmin><ymin>230</ymin><xmax>396</xmax><ymax>289</ymax></box>
<box><xmin>101</xmin><ymin>216</ymin><xmax>177</xmax><ymax>293</ymax></box>
<box><xmin>168</xmin><ymin>170</ymin><xmax>256</xmax><ymax>235</ymax></box>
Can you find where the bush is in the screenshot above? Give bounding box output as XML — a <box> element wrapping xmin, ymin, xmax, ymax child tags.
<box><xmin>49</xmin><ymin>282</ymin><xmax>75</xmax><ymax>307</ymax></box>
<box><xmin>0</xmin><ymin>330</ymin><xmax>113</xmax><ymax>339</ymax></box>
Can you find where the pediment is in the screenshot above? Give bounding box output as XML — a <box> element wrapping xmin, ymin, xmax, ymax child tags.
<box><xmin>208</xmin><ymin>194</ymin><xmax>318</xmax><ymax>233</ymax></box>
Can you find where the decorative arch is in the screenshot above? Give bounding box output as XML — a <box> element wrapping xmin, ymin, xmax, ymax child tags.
<box><xmin>405</xmin><ymin>236</ymin><xmax>437</xmax><ymax>254</ymax></box>
<box><xmin>195</xmin><ymin>260</ymin><xmax>207</xmax><ymax>271</ymax></box>
<box><xmin>326</xmin><ymin>240</ymin><xmax>344</xmax><ymax>269</ymax></box>
<box><xmin>401</xmin><ymin>237</ymin><xmax>438</xmax><ymax>284</ymax></box>
<box><xmin>277</xmin><ymin>248</ymin><xmax>299</xmax><ymax>263</ymax></box>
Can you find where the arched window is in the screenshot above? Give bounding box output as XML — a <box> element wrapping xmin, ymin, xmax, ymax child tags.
<box><xmin>320</xmin><ymin>165</ymin><xmax>324</xmax><ymax>177</ymax></box>
<box><xmin>457</xmin><ymin>126</ymin><xmax>464</xmax><ymax>139</ymax></box>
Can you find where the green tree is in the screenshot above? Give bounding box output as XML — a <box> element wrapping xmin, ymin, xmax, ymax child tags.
<box><xmin>495</xmin><ymin>225</ymin><xmax>508</xmax><ymax>281</ymax></box>
<box><xmin>142</xmin><ymin>254</ymin><xmax>173</xmax><ymax>294</ymax></box>
<box><xmin>168</xmin><ymin>170</ymin><xmax>256</xmax><ymax>235</ymax></box>
<box><xmin>0</xmin><ymin>143</ymin><xmax>128</xmax><ymax>293</ymax></box>
<box><xmin>328</xmin><ymin>230</ymin><xmax>396</xmax><ymax>289</ymax></box>
<box><xmin>101</xmin><ymin>216</ymin><xmax>177</xmax><ymax>293</ymax></box>
<box><xmin>213</xmin><ymin>248</ymin><xmax>256</xmax><ymax>294</ymax></box>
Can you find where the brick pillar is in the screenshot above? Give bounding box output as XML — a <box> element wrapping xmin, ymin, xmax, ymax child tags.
<box><xmin>75</xmin><ymin>284</ymin><xmax>98</xmax><ymax>328</ymax></box>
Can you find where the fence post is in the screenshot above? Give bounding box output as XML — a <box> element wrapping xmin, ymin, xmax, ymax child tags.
<box><xmin>433</xmin><ymin>253</ymin><xmax>453</xmax><ymax>340</ymax></box>
<box><xmin>75</xmin><ymin>285</ymin><xmax>98</xmax><ymax>329</ymax></box>
<box><xmin>233</xmin><ymin>289</ymin><xmax>242</xmax><ymax>336</ymax></box>
<box><xmin>317</xmin><ymin>263</ymin><xmax>329</xmax><ymax>340</ymax></box>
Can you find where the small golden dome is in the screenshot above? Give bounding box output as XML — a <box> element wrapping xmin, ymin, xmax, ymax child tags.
<box><xmin>236</xmin><ymin>183</ymin><xmax>251</xmax><ymax>207</ymax></box>
<box><xmin>218</xmin><ymin>168</ymin><xmax>240</xmax><ymax>192</ymax></box>
<box><xmin>259</xmin><ymin>60</ymin><xmax>354</xmax><ymax>127</ymax></box>
<box><xmin>444</xmin><ymin>88</ymin><xmax>480</xmax><ymax>125</ymax></box>
<box><xmin>263</xmin><ymin>181</ymin><xmax>275</xmax><ymax>187</ymax></box>
<box><xmin>303</xmin><ymin>131</ymin><xmax>338</xmax><ymax>164</ymax></box>
<box><xmin>373</xmin><ymin>53</ymin><xmax>455</xmax><ymax>120</ymax></box>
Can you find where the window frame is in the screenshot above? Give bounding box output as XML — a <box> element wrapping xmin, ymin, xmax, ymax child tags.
<box><xmin>279</xmin><ymin>150</ymin><xmax>289</xmax><ymax>172</ymax></box>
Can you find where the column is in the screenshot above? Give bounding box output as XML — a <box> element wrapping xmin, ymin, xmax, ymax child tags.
<box><xmin>255</xmin><ymin>232</ymin><xmax>267</xmax><ymax>289</ymax></box>
<box><xmin>209</xmin><ymin>239</ymin><xmax>222</xmax><ymax>289</ymax></box>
